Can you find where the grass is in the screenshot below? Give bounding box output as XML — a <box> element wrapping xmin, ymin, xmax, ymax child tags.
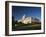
<box><xmin>12</xmin><ymin>22</ymin><xmax>41</xmax><ymax>31</ymax></box>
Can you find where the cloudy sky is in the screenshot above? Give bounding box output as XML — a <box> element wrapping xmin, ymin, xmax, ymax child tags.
<box><xmin>12</xmin><ymin>6</ymin><xmax>41</xmax><ymax>20</ymax></box>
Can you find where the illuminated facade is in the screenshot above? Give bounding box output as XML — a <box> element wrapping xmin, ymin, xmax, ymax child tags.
<box><xmin>18</xmin><ymin>14</ymin><xmax>40</xmax><ymax>24</ymax></box>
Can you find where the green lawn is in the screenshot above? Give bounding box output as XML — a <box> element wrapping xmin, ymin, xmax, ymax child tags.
<box><xmin>12</xmin><ymin>23</ymin><xmax>41</xmax><ymax>31</ymax></box>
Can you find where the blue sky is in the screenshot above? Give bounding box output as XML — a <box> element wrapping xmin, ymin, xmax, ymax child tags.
<box><xmin>12</xmin><ymin>6</ymin><xmax>41</xmax><ymax>20</ymax></box>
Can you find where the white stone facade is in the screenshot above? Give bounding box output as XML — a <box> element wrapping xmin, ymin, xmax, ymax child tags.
<box><xmin>21</xmin><ymin>17</ymin><xmax>31</xmax><ymax>24</ymax></box>
<box><xmin>18</xmin><ymin>14</ymin><xmax>32</xmax><ymax>24</ymax></box>
<box><xmin>18</xmin><ymin>14</ymin><xmax>40</xmax><ymax>24</ymax></box>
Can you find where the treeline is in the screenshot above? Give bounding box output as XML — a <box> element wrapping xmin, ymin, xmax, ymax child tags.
<box><xmin>15</xmin><ymin>21</ymin><xmax>41</xmax><ymax>26</ymax></box>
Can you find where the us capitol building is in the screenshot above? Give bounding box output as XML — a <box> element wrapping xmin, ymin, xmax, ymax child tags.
<box><xmin>18</xmin><ymin>14</ymin><xmax>41</xmax><ymax>24</ymax></box>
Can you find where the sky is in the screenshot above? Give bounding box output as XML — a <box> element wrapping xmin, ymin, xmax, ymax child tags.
<box><xmin>12</xmin><ymin>6</ymin><xmax>41</xmax><ymax>20</ymax></box>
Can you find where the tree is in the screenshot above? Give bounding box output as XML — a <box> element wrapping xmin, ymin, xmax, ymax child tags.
<box><xmin>12</xmin><ymin>16</ymin><xmax>15</xmax><ymax>31</ymax></box>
